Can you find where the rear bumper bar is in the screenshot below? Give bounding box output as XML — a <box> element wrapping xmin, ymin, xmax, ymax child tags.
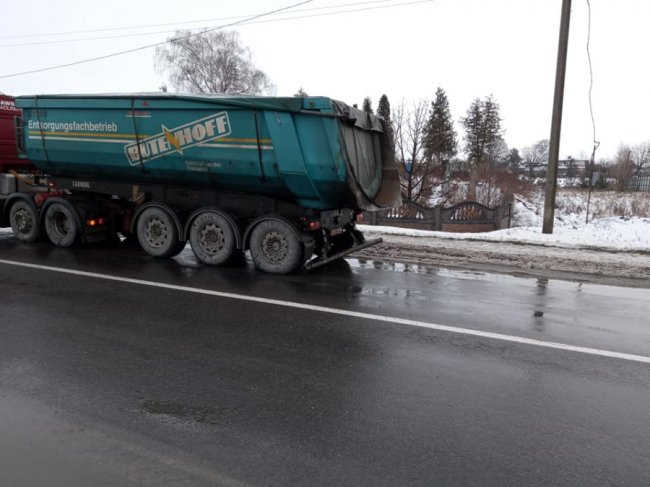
<box><xmin>303</xmin><ymin>237</ymin><xmax>382</xmax><ymax>271</ymax></box>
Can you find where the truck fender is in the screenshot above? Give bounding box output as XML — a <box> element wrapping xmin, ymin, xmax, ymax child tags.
<box><xmin>131</xmin><ymin>202</ymin><xmax>184</xmax><ymax>242</ymax></box>
<box><xmin>184</xmin><ymin>208</ymin><xmax>242</xmax><ymax>249</ymax></box>
<box><xmin>243</xmin><ymin>215</ymin><xmax>307</xmax><ymax>250</ymax></box>
<box><xmin>40</xmin><ymin>197</ymin><xmax>85</xmax><ymax>231</ymax></box>
<box><xmin>2</xmin><ymin>193</ymin><xmax>38</xmax><ymax>226</ymax></box>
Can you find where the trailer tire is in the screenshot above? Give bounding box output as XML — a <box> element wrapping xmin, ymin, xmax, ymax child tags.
<box><xmin>9</xmin><ymin>200</ymin><xmax>40</xmax><ymax>243</ymax></box>
<box><xmin>249</xmin><ymin>220</ymin><xmax>304</xmax><ymax>274</ymax></box>
<box><xmin>44</xmin><ymin>202</ymin><xmax>78</xmax><ymax>247</ymax></box>
<box><xmin>136</xmin><ymin>207</ymin><xmax>184</xmax><ymax>258</ymax></box>
<box><xmin>189</xmin><ymin>211</ymin><xmax>236</xmax><ymax>266</ymax></box>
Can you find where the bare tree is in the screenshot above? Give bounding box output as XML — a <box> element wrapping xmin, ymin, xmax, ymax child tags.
<box><xmin>155</xmin><ymin>30</ymin><xmax>274</xmax><ymax>95</ymax></box>
<box><xmin>468</xmin><ymin>162</ymin><xmax>531</xmax><ymax>207</ymax></box>
<box><xmin>614</xmin><ymin>145</ymin><xmax>634</xmax><ymax>191</ymax></box>
<box><xmin>521</xmin><ymin>139</ymin><xmax>549</xmax><ymax>179</ymax></box>
<box><xmin>393</xmin><ymin>99</ymin><xmax>437</xmax><ymax>204</ymax></box>
<box><xmin>632</xmin><ymin>141</ymin><xmax>650</xmax><ymax>175</ymax></box>
<box><xmin>487</xmin><ymin>137</ymin><xmax>510</xmax><ymax>167</ymax></box>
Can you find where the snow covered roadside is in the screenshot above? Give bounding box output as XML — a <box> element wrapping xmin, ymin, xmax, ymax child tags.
<box><xmin>356</xmin><ymin>218</ymin><xmax>650</xmax><ymax>287</ymax></box>
<box><xmin>359</xmin><ymin>217</ymin><xmax>650</xmax><ymax>252</ymax></box>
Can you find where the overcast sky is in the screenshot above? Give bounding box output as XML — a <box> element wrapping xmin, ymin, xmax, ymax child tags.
<box><xmin>1</xmin><ymin>0</ymin><xmax>647</xmax><ymax>160</ymax></box>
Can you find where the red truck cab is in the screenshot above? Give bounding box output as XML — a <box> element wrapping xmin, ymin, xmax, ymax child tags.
<box><xmin>0</xmin><ymin>94</ymin><xmax>31</xmax><ymax>172</ymax></box>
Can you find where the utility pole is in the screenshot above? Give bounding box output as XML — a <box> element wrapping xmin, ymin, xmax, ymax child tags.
<box><xmin>543</xmin><ymin>0</ymin><xmax>572</xmax><ymax>234</ymax></box>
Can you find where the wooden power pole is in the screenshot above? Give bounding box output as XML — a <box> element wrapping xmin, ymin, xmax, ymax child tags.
<box><xmin>543</xmin><ymin>0</ymin><xmax>572</xmax><ymax>234</ymax></box>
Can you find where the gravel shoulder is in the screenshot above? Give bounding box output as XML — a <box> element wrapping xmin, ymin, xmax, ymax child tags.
<box><xmin>355</xmin><ymin>232</ymin><xmax>650</xmax><ymax>288</ymax></box>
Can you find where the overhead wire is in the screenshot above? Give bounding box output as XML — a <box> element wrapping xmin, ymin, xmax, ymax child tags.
<box><xmin>585</xmin><ymin>0</ymin><xmax>599</xmax><ymax>224</ymax></box>
<box><xmin>586</xmin><ymin>0</ymin><xmax>598</xmax><ymax>152</ymax></box>
<box><xmin>0</xmin><ymin>0</ymin><xmax>313</xmax><ymax>79</ymax></box>
<box><xmin>0</xmin><ymin>0</ymin><xmax>393</xmax><ymax>41</ymax></box>
<box><xmin>0</xmin><ymin>0</ymin><xmax>433</xmax><ymax>49</ymax></box>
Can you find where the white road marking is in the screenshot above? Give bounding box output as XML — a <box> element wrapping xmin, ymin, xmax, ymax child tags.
<box><xmin>1</xmin><ymin>258</ymin><xmax>649</xmax><ymax>365</ymax></box>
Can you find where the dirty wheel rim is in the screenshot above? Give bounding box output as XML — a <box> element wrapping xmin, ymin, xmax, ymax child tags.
<box><xmin>261</xmin><ymin>231</ymin><xmax>288</xmax><ymax>263</ymax></box>
<box><xmin>144</xmin><ymin>217</ymin><xmax>168</xmax><ymax>248</ymax></box>
<box><xmin>13</xmin><ymin>208</ymin><xmax>33</xmax><ymax>234</ymax></box>
<box><xmin>199</xmin><ymin>223</ymin><xmax>225</xmax><ymax>255</ymax></box>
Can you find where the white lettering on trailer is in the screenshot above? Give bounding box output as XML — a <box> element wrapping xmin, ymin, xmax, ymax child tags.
<box><xmin>124</xmin><ymin>112</ymin><xmax>231</xmax><ymax>166</ymax></box>
<box><xmin>28</xmin><ymin>120</ymin><xmax>119</xmax><ymax>133</ymax></box>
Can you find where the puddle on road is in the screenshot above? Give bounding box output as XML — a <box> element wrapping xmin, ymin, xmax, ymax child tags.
<box><xmin>347</xmin><ymin>257</ymin><xmax>507</xmax><ymax>283</ymax></box>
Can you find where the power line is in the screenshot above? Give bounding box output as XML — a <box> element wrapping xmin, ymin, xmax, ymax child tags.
<box><xmin>0</xmin><ymin>0</ymin><xmax>392</xmax><ymax>41</ymax></box>
<box><xmin>0</xmin><ymin>0</ymin><xmax>312</xmax><ymax>79</ymax></box>
<box><xmin>584</xmin><ymin>0</ymin><xmax>600</xmax><ymax>225</ymax></box>
<box><xmin>0</xmin><ymin>0</ymin><xmax>433</xmax><ymax>49</ymax></box>
<box><xmin>585</xmin><ymin>0</ymin><xmax>598</xmax><ymax>151</ymax></box>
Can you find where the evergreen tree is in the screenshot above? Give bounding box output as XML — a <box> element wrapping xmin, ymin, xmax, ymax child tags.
<box><xmin>461</xmin><ymin>95</ymin><xmax>503</xmax><ymax>167</ymax></box>
<box><xmin>362</xmin><ymin>96</ymin><xmax>373</xmax><ymax>114</ymax></box>
<box><xmin>423</xmin><ymin>87</ymin><xmax>457</xmax><ymax>176</ymax></box>
<box><xmin>294</xmin><ymin>87</ymin><xmax>308</xmax><ymax>97</ymax></box>
<box><xmin>503</xmin><ymin>147</ymin><xmax>522</xmax><ymax>171</ymax></box>
<box><xmin>376</xmin><ymin>94</ymin><xmax>393</xmax><ymax>143</ymax></box>
<box><xmin>377</xmin><ymin>94</ymin><xmax>391</xmax><ymax>120</ymax></box>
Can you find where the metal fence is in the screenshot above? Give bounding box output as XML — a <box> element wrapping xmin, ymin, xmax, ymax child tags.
<box><xmin>626</xmin><ymin>177</ymin><xmax>650</xmax><ymax>192</ymax></box>
<box><xmin>367</xmin><ymin>200</ymin><xmax>512</xmax><ymax>233</ymax></box>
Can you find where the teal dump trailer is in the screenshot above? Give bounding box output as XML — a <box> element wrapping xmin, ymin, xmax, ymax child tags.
<box><xmin>0</xmin><ymin>93</ymin><xmax>400</xmax><ymax>274</ymax></box>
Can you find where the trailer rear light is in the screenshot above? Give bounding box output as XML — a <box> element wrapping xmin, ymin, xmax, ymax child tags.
<box><xmin>87</xmin><ymin>217</ymin><xmax>106</xmax><ymax>227</ymax></box>
<box><xmin>355</xmin><ymin>213</ymin><xmax>365</xmax><ymax>223</ymax></box>
<box><xmin>308</xmin><ymin>220</ymin><xmax>321</xmax><ymax>231</ymax></box>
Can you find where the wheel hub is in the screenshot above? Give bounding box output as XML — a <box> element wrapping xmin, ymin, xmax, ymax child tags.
<box><xmin>199</xmin><ymin>223</ymin><xmax>225</xmax><ymax>255</ymax></box>
<box><xmin>14</xmin><ymin>209</ymin><xmax>32</xmax><ymax>233</ymax></box>
<box><xmin>261</xmin><ymin>231</ymin><xmax>288</xmax><ymax>263</ymax></box>
<box><xmin>145</xmin><ymin>218</ymin><xmax>168</xmax><ymax>248</ymax></box>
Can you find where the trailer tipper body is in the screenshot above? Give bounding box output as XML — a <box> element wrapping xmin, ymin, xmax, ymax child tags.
<box><xmin>0</xmin><ymin>93</ymin><xmax>400</xmax><ymax>273</ymax></box>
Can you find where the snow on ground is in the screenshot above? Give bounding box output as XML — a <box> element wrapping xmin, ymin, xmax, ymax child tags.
<box><xmin>359</xmin><ymin>217</ymin><xmax>650</xmax><ymax>252</ymax></box>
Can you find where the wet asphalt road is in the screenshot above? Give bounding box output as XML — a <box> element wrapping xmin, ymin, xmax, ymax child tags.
<box><xmin>0</xmin><ymin>233</ymin><xmax>649</xmax><ymax>486</ymax></box>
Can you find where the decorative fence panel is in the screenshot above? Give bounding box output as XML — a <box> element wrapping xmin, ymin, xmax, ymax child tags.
<box><xmin>442</xmin><ymin>202</ymin><xmax>505</xmax><ymax>233</ymax></box>
<box><xmin>372</xmin><ymin>201</ymin><xmax>439</xmax><ymax>230</ymax></box>
<box><xmin>368</xmin><ymin>200</ymin><xmax>511</xmax><ymax>233</ymax></box>
<box><xmin>626</xmin><ymin>177</ymin><xmax>650</xmax><ymax>192</ymax></box>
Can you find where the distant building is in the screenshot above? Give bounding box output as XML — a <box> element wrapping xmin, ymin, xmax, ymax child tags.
<box><xmin>557</xmin><ymin>158</ymin><xmax>588</xmax><ymax>178</ymax></box>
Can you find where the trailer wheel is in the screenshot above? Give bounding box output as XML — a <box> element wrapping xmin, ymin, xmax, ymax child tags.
<box><xmin>189</xmin><ymin>211</ymin><xmax>236</xmax><ymax>266</ymax></box>
<box><xmin>249</xmin><ymin>220</ymin><xmax>304</xmax><ymax>274</ymax></box>
<box><xmin>9</xmin><ymin>200</ymin><xmax>40</xmax><ymax>243</ymax></box>
<box><xmin>44</xmin><ymin>202</ymin><xmax>78</xmax><ymax>247</ymax></box>
<box><xmin>136</xmin><ymin>207</ymin><xmax>184</xmax><ymax>258</ymax></box>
